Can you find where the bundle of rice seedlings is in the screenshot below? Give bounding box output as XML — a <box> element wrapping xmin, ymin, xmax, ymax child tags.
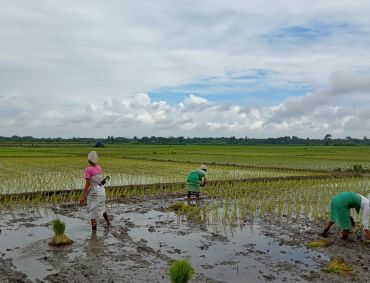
<box><xmin>305</xmin><ymin>239</ymin><xmax>332</xmax><ymax>248</ymax></box>
<box><xmin>169</xmin><ymin>259</ymin><xmax>194</xmax><ymax>283</ymax></box>
<box><xmin>352</xmin><ymin>223</ymin><xmax>364</xmax><ymax>238</ymax></box>
<box><xmin>168</xmin><ymin>202</ymin><xmax>193</xmax><ymax>215</ymax></box>
<box><xmin>322</xmin><ymin>256</ymin><xmax>352</xmax><ymax>275</ymax></box>
<box><xmin>169</xmin><ymin>202</ymin><xmax>185</xmax><ymax>212</ymax></box>
<box><xmin>49</xmin><ymin>219</ymin><xmax>73</xmax><ymax>246</ymax></box>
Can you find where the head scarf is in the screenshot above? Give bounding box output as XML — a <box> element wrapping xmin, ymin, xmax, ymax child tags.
<box><xmin>200</xmin><ymin>164</ymin><xmax>208</xmax><ymax>172</ymax></box>
<box><xmin>88</xmin><ymin>151</ymin><xmax>99</xmax><ymax>164</ymax></box>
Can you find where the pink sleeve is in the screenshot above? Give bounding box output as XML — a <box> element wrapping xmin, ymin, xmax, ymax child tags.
<box><xmin>84</xmin><ymin>167</ymin><xmax>92</xmax><ymax>179</ymax></box>
<box><xmin>84</xmin><ymin>166</ymin><xmax>103</xmax><ymax>179</ymax></box>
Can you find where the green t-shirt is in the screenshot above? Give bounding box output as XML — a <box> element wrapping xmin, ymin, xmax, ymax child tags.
<box><xmin>186</xmin><ymin>170</ymin><xmax>206</xmax><ymax>192</ymax></box>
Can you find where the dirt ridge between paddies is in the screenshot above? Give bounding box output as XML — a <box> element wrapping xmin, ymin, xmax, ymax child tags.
<box><xmin>118</xmin><ymin>156</ymin><xmax>327</xmax><ymax>174</ymax></box>
<box><xmin>0</xmin><ymin>174</ymin><xmax>349</xmax><ymax>203</ymax></box>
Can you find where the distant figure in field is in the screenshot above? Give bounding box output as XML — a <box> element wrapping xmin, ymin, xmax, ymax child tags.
<box><xmin>79</xmin><ymin>151</ymin><xmax>110</xmax><ymax>230</ymax></box>
<box><xmin>320</xmin><ymin>192</ymin><xmax>370</xmax><ymax>240</ymax></box>
<box><xmin>186</xmin><ymin>165</ymin><xmax>208</xmax><ymax>201</ymax></box>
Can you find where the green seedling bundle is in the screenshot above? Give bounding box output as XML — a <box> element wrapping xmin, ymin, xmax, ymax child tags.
<box><xmin>305</xmin><ymin>239</ymin><xmax>332</xmax><ymax>248</ymax></box>
<box><xmin>49</xmin><ymin>218</ymin><xmax>73</xmax><ymax>246</ymax></box>
<box><xmin>169</xmin><ymin>259</ymin><xmax>194</xmax><ymax>283</ymax></box>
<box><xmin>322</xmin><ymin>257</ymin><xmax>353</xmax><ymax>275</ymax></box>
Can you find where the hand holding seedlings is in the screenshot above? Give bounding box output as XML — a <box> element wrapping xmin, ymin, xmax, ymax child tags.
<box><xmin>200</xmin><ymin>176</ymin><xmax>207</xmax><ymax>187</ymax></box>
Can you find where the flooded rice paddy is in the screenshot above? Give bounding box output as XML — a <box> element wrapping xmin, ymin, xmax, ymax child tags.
<box><xmin>0</xmin><ymin>195</ymin><xmax>369</xmax><ymax>283</ymax></box>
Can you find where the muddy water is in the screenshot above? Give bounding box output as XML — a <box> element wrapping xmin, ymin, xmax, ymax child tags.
<box><xmin>0</xmin><ymin>196</ymin><xmax>368</xmax><ymax>283</ymax></box>
<box><xmin>0</xmin><ymin>208</ymin><xmax>90</xmax><ymax>281</ymax></box>
<box><xmin>123</xmin><ymin>208</ymin><xmax>326</xmax><ymax>283</ymax></box>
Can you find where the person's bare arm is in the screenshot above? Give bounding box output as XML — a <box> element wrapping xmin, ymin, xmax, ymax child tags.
<box><xmin>79</xmin><ymin>178</ymin><xmax>90</xmax><ymax>205</ymax></box>
<box><xmin>364</xmin><ymin>229</ymin><xmax>370</xmax><ymax>240</ymax></box>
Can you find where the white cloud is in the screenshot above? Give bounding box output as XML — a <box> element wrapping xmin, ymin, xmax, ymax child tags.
<box><xmin>185</xmin><ymin>94</ymin><xmax>208</xmax><ymax>106</ymax></box>
<box><xmin>1</xmin><ymin>1</ymin><xmax>370</xmax><ymax>138</ymax></box>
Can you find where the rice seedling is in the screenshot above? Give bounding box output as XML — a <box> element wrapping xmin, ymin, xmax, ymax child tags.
<box><xmin>49</xmin><ymin>218</ymin><xmax>73</xmax><ymax>246</ymax></box>
<box><xmin>186</xmin><ymin>205</ymin><xmax>202</xmax><ymax>222</ymax></box>
<box><xmin>304</xmin><ymin>239</ymin><xmax>332</xmax><ymax>248</ymax></box>
<box><xmin>222</xmin><ymin>201</ymin><xmax>230</xmax><ymax>224</ymax></box>
<box><xmin>3</xmin><ymin>144</ymin><xmax>370</xmax><ymax>234</ymax></box>
<box><xmin>168</xmin><ymin>202</ymin><xmax>192</xmax><ymax>214</ymax></box>
<box><xmin>321</xmin><ymin>257</ymin><xmax>352</xmax><ymax>275</ymax></box>
<box><xmin>351</xmin><ymin>223</ymin><xmax>363</xmax><ymax>235</ymax></box>
<box><xmin>168</xmin><ymin>202</ymin><xmax>203</xmax><ymax>222</ymax></box>
<box><xmin>169</xmin><ymin>259</ymin><xmax>194</xmax><ymax>283</ymax></box>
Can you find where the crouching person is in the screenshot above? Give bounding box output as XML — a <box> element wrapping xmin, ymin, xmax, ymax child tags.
<box><xmin>320</xmin><ymin>191</ymin><xmax>370</xmax><ymax>240</ymax></box>
<box><xmin>186</xmin><ymin>165</ymin><xmax>208</xmax><ymax>202</ymax></box>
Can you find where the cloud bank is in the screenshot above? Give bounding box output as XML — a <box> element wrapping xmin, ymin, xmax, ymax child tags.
<box><xmin>1</xmin><ymin>1</ymin><xmax>370</xmax><ymax>138</ymax></box>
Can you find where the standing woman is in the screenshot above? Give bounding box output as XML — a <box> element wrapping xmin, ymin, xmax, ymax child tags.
<box><xmin>320</xmin><ymin>191</ymin><xmax>370</xmax><ymax>240</ymax></box>
<box><xmin>79</xmin><ymin>151</ymin><xmax>110</xmax><ymax>230</ymax></box>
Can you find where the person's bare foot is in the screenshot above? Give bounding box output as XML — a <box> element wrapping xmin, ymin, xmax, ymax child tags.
<box><xmin>319</xmin><ymin>232</ymin><xmax>328</xmax><ymax>238</ymax></box>
<box><xmin>103</xmin><ymin>212</ymin><xmax>111</xmax><ymax>226</ymax></box>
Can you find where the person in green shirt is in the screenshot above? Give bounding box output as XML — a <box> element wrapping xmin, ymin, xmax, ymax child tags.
<box><xmin>320</xmin><ymin>192</ymin><xmax>370</xmax><ymax>240</ymax></box>
<box><xmin>186</xmin><ymin>165</ymin><xmax>208</xmax><ymax>201</ymax></box>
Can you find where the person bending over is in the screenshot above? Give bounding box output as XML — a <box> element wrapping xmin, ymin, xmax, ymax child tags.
<box><xmin>186</xmin><ymin>165</ymin><xmax>208</xmax><ymax>201</ymax></box>
<box><xmin>320</xmin><ymin>191</ymin><xmax>370</xmax><ymax>240</ymax></box>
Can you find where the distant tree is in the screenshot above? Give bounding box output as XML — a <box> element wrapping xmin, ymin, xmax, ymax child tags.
<box><xmin>140</xmin><ymin>136</ymin><xmax>150</xmax><ymax>143</ymax></box>
<box><xmin>323</xmin><ymin>134</ymin><xmax>332</xmax><ymax>146</ymax></box>
<box><xmin>323</xmin><ymin>134</ymin><xmax>332</xmax><ymax>140</ymax></box>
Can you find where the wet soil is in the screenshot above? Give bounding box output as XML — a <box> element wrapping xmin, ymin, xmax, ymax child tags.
<box><xmin>0</xmin><ymin>196</ymin><xmax>369</xmax><ymax>283</ymax></box>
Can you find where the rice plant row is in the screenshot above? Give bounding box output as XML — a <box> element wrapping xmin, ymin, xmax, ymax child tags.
<box><xmin>2</xmin><ymin>175</ymin><xmax>369</xmax><ymax>231</ymax></box>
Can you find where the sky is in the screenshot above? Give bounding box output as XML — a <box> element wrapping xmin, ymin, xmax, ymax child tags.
<box><xmin>1</xmin><ymin>1</ymin><xmax>370</xmax><ymax>139</ymax></box>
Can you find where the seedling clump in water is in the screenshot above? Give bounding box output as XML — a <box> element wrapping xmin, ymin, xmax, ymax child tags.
<box><xmin>168</xmin><ymin>202</ymin><xmax>202</xmax><ymax>222</ymax></box>
<box><xmin>305</xmin><ymin>239</ymin><xmax>332</xmax><ymax>248</ymax></box>
<box><xmin>321</xmin><ymin>256</ymin><xmax>352</xmax><ymax>275</ymax></box>
<box><xmin>169</xmin><ymin>259</ymin><xmax>194</xmax><ymax>283</ymax></box>
<box><xmin>49</xmin><ymin>218</ymin><xmax>73</xmax><ymax>246</ymax></box>
<box><xmin>168</xmin><ymin>202</ymin><xmax>194</xmax><ymax>214</ymax></box>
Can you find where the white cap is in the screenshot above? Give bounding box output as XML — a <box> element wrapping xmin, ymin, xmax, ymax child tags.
<box><xmin>200</xmin><ymin>164</ymin><xmax>208</xmax><ymax>171</ymax></box>
<box><xmin>88</xmin><ymin>151</ymin><xmax>99</xmax><ymax>164</ymax></box>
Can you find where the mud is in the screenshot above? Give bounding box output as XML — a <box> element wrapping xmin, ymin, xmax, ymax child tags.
<box><xmin>0</xmin><ymin>196</ymin><xmax>369</xmax><ymax>283</ymax></box>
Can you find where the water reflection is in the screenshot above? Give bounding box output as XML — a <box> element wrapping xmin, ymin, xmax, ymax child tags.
<box><xmin>86</xmin><ymin>227</ymin><xmax>110</xmax><ymax>257</ymax></box>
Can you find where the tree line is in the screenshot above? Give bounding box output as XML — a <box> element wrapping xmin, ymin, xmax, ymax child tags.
<box><xmin>1</xmin><ymin>134</ymin><xmax>370</xmax><ymax>146</ymax></box>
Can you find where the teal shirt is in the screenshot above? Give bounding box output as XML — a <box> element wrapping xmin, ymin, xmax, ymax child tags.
<box><xmin>330</xmin><ymin>192</ymin><xmax>362</xmax><ymax>230</ymax></box>
<box><xmin>186</xmin><ymin>170</ymin><xmax>206</xmax><ymax>192</ymax></box>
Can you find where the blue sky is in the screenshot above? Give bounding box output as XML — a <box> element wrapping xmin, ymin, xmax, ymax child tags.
<box><xmin>150</xmin><ymin>70</ymin><xmax>312</xmax><ymax>107</ymax></box>
<box><xmin>1</xmin><ymin>1</ymin><xmax>370</xmax><ymax>138</ymax></box>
